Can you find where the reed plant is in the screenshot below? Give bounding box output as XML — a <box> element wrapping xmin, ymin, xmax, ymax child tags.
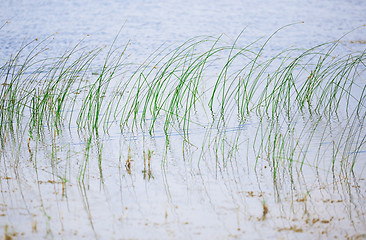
<box><xmin>0</xmin><ymin>24</ymin><xmax>365</xmax><ymax>175</ymax></box>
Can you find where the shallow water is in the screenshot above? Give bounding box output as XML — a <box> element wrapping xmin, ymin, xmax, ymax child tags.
<box><xmin>1</xmin><ymin>0</ymin><xmax>366</xmax><ymax>239</ymax></box>
<box><xmin>1</xmin><ymin>115</ymin><xmax>365</xmax><ymax>239</ymax></box>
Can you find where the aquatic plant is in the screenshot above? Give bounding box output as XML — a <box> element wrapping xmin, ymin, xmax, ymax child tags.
<box><xmin>0</xmin><ymin>25</ymin><xmax>365</xmax><ymax>177</ymax></box>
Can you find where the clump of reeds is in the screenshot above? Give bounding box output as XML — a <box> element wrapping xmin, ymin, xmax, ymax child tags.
<box><xmin>1</xmin><ymin>23</ymin><xmax>365</xmax><ymax>174</ymax></box>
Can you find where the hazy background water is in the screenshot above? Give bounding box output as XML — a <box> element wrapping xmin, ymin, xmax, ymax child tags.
<box><xmin>1</xmin><ymin>0</ymin><xmax>366</xmax><ymax>62</ymax></box>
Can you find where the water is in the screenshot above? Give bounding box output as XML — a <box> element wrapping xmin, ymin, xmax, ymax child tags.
<box><xmin>1</xmin><ymin>0</ymin><xmax>366</xmax><ymax>239</ymax></box>
<box><xmin>1</xmin><ymin>0</ymin><xmax>366</xmax><ymax>59</ymax></box>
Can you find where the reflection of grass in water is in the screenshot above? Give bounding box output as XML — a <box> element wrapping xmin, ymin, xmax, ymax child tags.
<box><xmin>0</xmin><ymin>24</ymin><xmax>365</xmax><ymax>177</ymax></box>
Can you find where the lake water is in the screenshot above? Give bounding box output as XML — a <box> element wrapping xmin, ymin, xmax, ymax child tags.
<box><xmin>1</xmin><ymin>0</ymin><xmax>366</xmax><ymax>239</ymax></box>
<box><xmin>1</xmin><ymin>0</ymin><xmax>366</xmax><ymax>58</ymax></box>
